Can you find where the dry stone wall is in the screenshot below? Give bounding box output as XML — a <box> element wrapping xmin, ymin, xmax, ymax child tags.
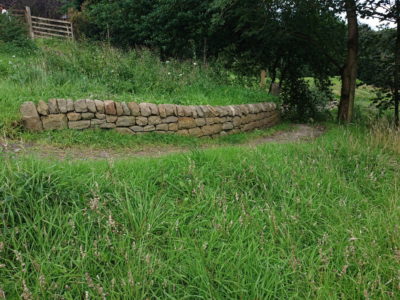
<box><xmin>20</xmin><ymin>99</ymin><xmax>280</xmax><ymax>137</ymax></box>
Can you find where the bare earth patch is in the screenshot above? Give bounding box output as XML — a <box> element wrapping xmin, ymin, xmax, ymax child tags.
<box><xmin>0</xmin><ymin>124</ymin><xmax>325</xmax><ymax>161</ymax></box>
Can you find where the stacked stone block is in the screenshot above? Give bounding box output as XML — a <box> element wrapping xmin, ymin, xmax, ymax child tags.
<box><xmin>20</xmin><ymin>99</ymin><xmax>280</xmax><ymax>137</ymax></box>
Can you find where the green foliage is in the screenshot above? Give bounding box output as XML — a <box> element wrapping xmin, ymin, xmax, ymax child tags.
<box><xmin>0</xmin><ymin>39</ymin><xmax>276</xmax><ymax>135</ymax></box>
<box><xmin>0</xmin><ymin>15</ymin><xmax>36</xmax><ymax>54</ymax></box>
<box><xmin>0</xmin><ymin>126</ymin><xmax>399</xmax><ymax>298</ymax></box>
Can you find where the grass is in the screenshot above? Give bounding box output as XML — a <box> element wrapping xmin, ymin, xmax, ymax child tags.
<box><xmin>0</xmin><ymin>39</ymin><xmax>276</xmax><ymax>135</ymax></box>
<box><xmin>0</xmin><ymin>125</ymin><xmax>399</xmax><ymax>299</ymax></box>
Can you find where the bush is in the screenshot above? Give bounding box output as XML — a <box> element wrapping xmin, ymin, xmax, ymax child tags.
<box><xmin>281</xmin><ymin>77</ymin><xmax>331</xmax><ymax>122</ymax></box>
<box><xmin>0</xmin><ymin>14</ymin><xmax>36</xmax><ymax>53</ymax></box>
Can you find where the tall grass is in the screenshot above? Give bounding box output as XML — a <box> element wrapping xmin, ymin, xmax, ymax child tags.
<box><xmin>0</xmin><ymin>39</ymin><xmax>275</xmax><ymax>133</ymax></box>
<box><xmin>0</xmin><ymin>126</ymin><xmax>399</xmax><ymax>298</ymax></box>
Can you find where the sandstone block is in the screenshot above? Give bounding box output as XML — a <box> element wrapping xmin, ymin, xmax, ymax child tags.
<box><xmin>164</xmin><ymin>104</ymin><xmax>176</xmax><ymax>116</ymax></box>
<box><xmin>37</xmin><ymin>100</ymin><xmax>49</xmax><ymax>116</ymax></box>
<box><xmin>42</xmin><ymin>114</ymin><xmax>68</xmax><ymax>130</ymax></box>
<box><xmin>121</xmin><ymin>102</ymin><xmax>131</xmax><ymax>115</ymax></box>
<box><xmin>69</xmin><ymin>120</ymin><xmax>90</xmax><ymax>130</ymax></box>
<box><xmin>91</xmin><ymin>119</ymin><xmax>106</xmax><ymax>128</ymax></box>
<box><xmin>106</xmin><ymin>115</ymin><xmax>118</xmax><ymax>123</ymax></box>
<box><xmin>74</xmin><ymin>99</ymin><xmax>88</xmax><ymax>113</ymax></box>
<box><xmin>196</xmin><ymin>106</ymin><xmax>204</xmax><ymax>117</ymax></box>
<box><xmin>130</xmin><ymin>126</ymin><xmax>144</xmax><ymax>132</ymax></box>
<box><xmin>115</xmin><ymin>102</ymin><xmax>124</xmax><ymax>116</ymax></box>
<box><xmin>20</xmin><ymin>101</ymin><xmax>43</xmax><ymax>131</ymax></box>
<box><xmin>128</xmin><ymin>102</ymin><xmax>140</xmax><ymax>116</ymax></box>
<box><xmin>66</xmin><ymin>99</ymin><xmax>74</xmax><ymax>112</ymax></box>
<box><xmin>136</xmin><ymin>116</ymin><xmax>148</xmax><ymax>126</ymax></box>
<box><xmin>67</xmin><ymin>112</ymin><xmax>81</xmax><ymax>121</ymax></box>
<box><xmin>177</xmin><ymin>129</ymin><xmax>189</xmax><ymax>136</ymax></box>
<box><xmin>95</xmin><ymin>113</ymin><xmax>106</xmax><ymax>120</ymax></box>
<box><xmin>188</xmin><ymin>127</ymin><xmax>203</xmax><ymax>137</ymax></box>
<box><xmin>178</xmin><ymin>117</ymin><xmax>197</xmax><ymax>129</ymax></box>
<box><xmin>162</xmin><ymin>116</ymin><xmax>178</xmax><ymax>123</ymax></box>
<box><xmin>232</xmin><ymin>116</ymin><xmax>241</xmax><ymax>127</ymax></box>
<box><xmin>116</xmin><ymin>116</ymin><xmax>135</xmax><ymax>127</ymax></box>
<box><xmin>222</xmin><ymin>122</ymin><xmax>234</xmax><ymax>130</ymax></box>
<box><xmin>57</xmin><ymin>99</ymin><xmax>68</xmax><ymax>113</ymax></box>
<box><xmin>100</xmin><ymin>122</ymin><xmax>116</xmax><ymax>129</ymax></box>
<box><xmin>95</xmin><ymin>100</ymin><xmax>105</xmax><ymax>113</ymax></box>
<box><xmin>143</xmin><ymin>125</ymin><xmax>155</xmax><ymax>132</ymax></box>
<box><xmin>139</xmin><ymin>103</ymin><xmax>152</xmax><ymax>116</ymax></box>
<box><xmin>168</xmin><ymin>123</ymin><xmax>178</xmax><ymax>131</ymax></box>
<box><xmin>176</xmin><ymin>105</ymin><xmax>185</xmax><ymax>117</ymax></box>
<box><xmin>104</xmin><ymin>100</ymin><xmax>116</xmax><ymax>115</ymax></box>
<box><xmin>195</xmin><ymin>118</ymin><xmax>206</xmax><ymax>127</ymax></box>
<box><xmin>202</xmin><ymin>124</ymin><xmax>222</xmax><ymax>136</ymax></box>
<box><xmin>86</xmin><ymin>100</ymin><xmax>97</xmax><ymax>113</ymax></box>
<box><xmin>183</xmin><ymin>106</ymin><xmax>193</xmax><ymax>117</ymax></box>
<box><xmin>158</xmin><ymin>104</ymin><xmax>167</xmax><ymax>118</ymax></box>
<box><xmin>115</xmin><ymin>127</ymin><xmax>134</xmax><ymax>135</ymax></box>
<box><xmin>48</xmin><ymin>98</ymin><xmax>59</xmax><ymax>114</ymax></box>
<box><xmin>82</xmin><ymin>113</ymin><xmax>95</xmax><ymax>120</ymax></box>
<box><xmin>156</xmin><ymin>124</ymin><xmax>169</xmax><ymax>131</ymax></box>
<box><xmin>148</xmin><ymin>103</ymin><xmax>159</xmax><ymax>115</ymax></box>
<box><xmin>148</xmin><ymin>116</ymin><xmax>161</xmax><ymax>125</ymax></box>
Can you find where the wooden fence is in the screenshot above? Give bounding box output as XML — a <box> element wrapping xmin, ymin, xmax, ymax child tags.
<box><xmin>10</xmin><ymin>7</ymin><xmax>74</xmax><ymax>40</ymax></box>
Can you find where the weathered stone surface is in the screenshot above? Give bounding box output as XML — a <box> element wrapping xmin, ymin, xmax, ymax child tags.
<box><xmin>104</xmin><ymin>100</ymin><xmax>116</xmax><ymax>115</ymax></box>
<box><xmin>100</xmin><ymin>122</ymin><xmax>116</xmax><ymax>129</ymax></box>
<box><xmin>67</xmin><ymin>99</ymin><xmax>74</xmax><ymax>112</ymax></box>
<box><xmin>57</xmin><ymin>99</ymin><xmax>67</xmax><ymax>113</ymax></box>
<box><xmin>195</xmin><ymin>118</ymin><xmax>206</xmax><ymax>127</ymax></box>
<box><xmin>121</xmin><ymin>102</ymin><xmax>131</xmax><ymax>115</ymax></box>
<box><xmin>130</xmin><ymin>126</ymin><xmax>144</xmax><ymax>132</ymax></box>
<box><xmin>139</xmin><ymin>103</ymin><xmax>152</xmax><ymax>117</ymax></box>
<box><xmin>37</xmin><ymin>100</ymin><xmax>49</xmax><ymax>116</ymax></box>
<box><xmin>48</xmin><ymin>99</ymin><xmax>59</xmax><ymax>114</ymax></box>
<box><xmin>189</xmin><ymin>106</ymin><xmax>198</xmax><ymax>118</ymax></box>
<box><xmin>74</xmin><ymin>99</ymin><xmax>88</xmax><ymax>113</ymax></box>
<box><xmin>206</xmin><ymin>117</ymin><xmax>221</xmax><ymax>125</ymax></box>
<box><xmin>148</xmin><ymin>116</ymin><xmax>161</xmax><ymax>125</ymax></box>
<box><xmin>188</xmin><ymin>127</ymin><xmax>203</xmax><ymax>137</ymax></box>
<box><xmin>116</xmin><ymin>116</ymin><xmax>135</xmax><ymax>127</ymax></box>
<box><xmin>177</xmin><ymin>129</ymin><xmax>189</xmax><ymax>136</ymax></box>
<box><xmin>95</xmin><ymin>113</ymin><xmax>106</xmax><ymax>120</ymax></box>
<box><xmin>127</xmin><ymin>102</ymin><xmax>140</xmax><ymax>116</ymax></box>
<box><xmin>201</xmin><ymin>124</ymin><xmax>222</xmax><ymax>136</ymax></box>
<box><xmin>164</xmin><ymin>104</ymin><xmax>176</xmax><ymax>116</ymax></box>
<box><xmin>168</xmin><ymin>123</ymin><xmax>178</xmax><ymax>131</ymax></box>
<box><xmin>176</xmin><ymin>105</ymin><xmax>185</xmax><ymax>117</ymax></box>
<box><xmin>115</xmin><ymin>102</ymin><xmax>124</xmax><ymax>116</ymax></box>
<box><xmin>232</xmin><ymin>116</ymin><xmax>241</xmax><ymax>127</ymax></box>
<box><xmin>178</xmin><ymin>117</ymin><xmax>196</xmax><ymax>129</ymax></box>
<box><xmin>21</xmin><ymin>102</ymin><xmax>43</xmax><ymax>131</ymax></box>
<box><xmin>90</xmin><ymin>119</ymin><xmax>106</xmax><ymax>128</ymax></box>
<box><xmin>196</xmin><ymin>106</ymin><xmax>204</xmax><ymax>117</ymax></box>
<box><xmin>136</xmin><ymin>116</ymin><xmax>148</xmax><ymax>126</ymax></box>
<box><xmin>67</xmin><ymin>112</ymin><xmax>81</xmax><ymax>121</ymax></box>
<box><xmin>162</xmin><ymin>116</ymin><xmax>178</xmax><ymax>123</ymax></box>
<box><xmin>148</xmin><ymin>103</ymin><xmax>159</xmax><ymax>115</ymax></box>
<box><xmin>82</xmin><ymin>113</ymin><xmax>95</xmax><ymax>120</ymax></box>
<box><xmin>42</xmin><ymin>114</ymin><xmax>68</xmax><ymax>130</ymax></box>
<box><xmin>94</xmin><ymin>100</ymin><xmax>105</xmax><ymax>113</ymax></box>
<box><xmin>208</xmin><ymin>105</ymin><xmax>219</xmax><ymax>117</ymax></box>
<box><xmin>115</xmin><ymin>127</ymin><xmax>134</xmax><ymax>135</ymax></box>
<box><xmin>222</xmin><ymin>122</ymin><xmax>234</xmax><ymax>130</ymax></box>
<box><xmin>106</xmin><ymin>115</ymin><xmax>118</xmax><ymax>123</ymax></box>
<box><xmin>183</xmin><ymin>106</ymin><xmax>193</xmax><ymax>117</ymax></box>
<box><xmin>156</xmin><ymin>123</ymin><xmax>168</xmax><ymax>131</ymax></box>
<box><xmin>86</xmin><ymin>100</ymin><xmax>97</xmax><ymax>113</ymax></box>
<box><xmin>158</xmin><ymin>104</ymin><xmax>167</xmax><ymax>117</ymax></box>
<box><xmin>143</xmin><ymin>125</ymin><xmax>155</xmax><ymax>132</ymax></box>
<box><xmin>69</xmin><ymin>120</ymin><xmax>90</xmax><ymax>130</ymax></box>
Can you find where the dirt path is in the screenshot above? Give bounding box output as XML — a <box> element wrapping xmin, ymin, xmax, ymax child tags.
<box><xmin>0</xmin><ymin>124</ymin><xmax>325</xmax><ymax>160</ymax></box>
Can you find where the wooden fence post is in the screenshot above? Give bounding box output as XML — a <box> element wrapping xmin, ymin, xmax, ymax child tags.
<box><xmin>25</xmin><ymin>6</ymin><xmax>34</xmax><ymax>39</ymax></box>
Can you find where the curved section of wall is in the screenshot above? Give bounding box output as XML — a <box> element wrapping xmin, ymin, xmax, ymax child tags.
<box><xmin>20</xmin><ymin>99</ymin><xmax>280</xmax><ymax>137</ymax></box>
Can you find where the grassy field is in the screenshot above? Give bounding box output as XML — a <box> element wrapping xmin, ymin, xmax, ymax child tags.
<box><xmin>1</xmin><ymin>39</ymin><xmax>400</xmax><ymax>299</ymax></box>
<box><xmin>1</xmin><ymin>125</ymin><xmax>399</xmax><ymax>299</ymax></box>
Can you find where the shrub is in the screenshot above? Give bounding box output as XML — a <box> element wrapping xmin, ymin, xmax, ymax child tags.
<box><xmin>0</xmin><ymin>14</ymin><xmax>36</xmax><ymax>53</ymax></box>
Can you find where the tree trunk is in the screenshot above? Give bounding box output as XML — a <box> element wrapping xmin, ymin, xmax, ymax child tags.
<box><xmin>394</xmin><ymin>0</ymin><xmax>400</xmax><ymax>127</ymax></box>
<box><xmin>338</xmin><ymin>0</ymin><xmax>358</xmax><ymax>123</ymax></box>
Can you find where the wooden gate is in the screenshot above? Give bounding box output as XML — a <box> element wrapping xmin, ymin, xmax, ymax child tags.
<box><xmin>10</xmin><ymin>7</ymin><xmax>74</xmax><ymax>40</ymax></box>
